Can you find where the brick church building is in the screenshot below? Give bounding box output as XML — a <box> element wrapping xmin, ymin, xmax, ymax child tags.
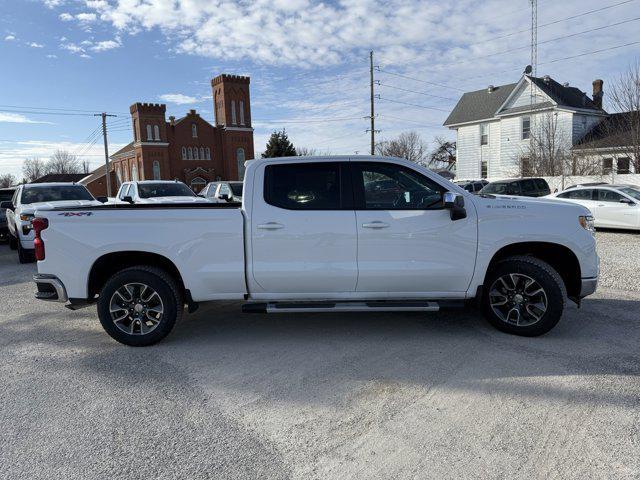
<box><xmin>83</xmin><ymin>74</ymin><xmax>254</xmax><ymax>195</ymax></box>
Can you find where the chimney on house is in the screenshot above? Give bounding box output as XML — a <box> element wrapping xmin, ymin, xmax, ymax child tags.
<box><xmin>169</xmin><ymin>115</ymin><xmax>175</xmax><ymax>126</ymax></box>
<box><xmin>592</xmin><ymin>79</ymin><xmax>604</xmax><ymax>109</ymax></box>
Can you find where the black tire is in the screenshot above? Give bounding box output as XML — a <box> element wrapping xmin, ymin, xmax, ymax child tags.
<box><xmin>17</xmin><ymin>241</ymin><xmax>35</xmax><ymax>264</ymax></box>
<box><xmin>97</xmin><ymin>266</ymin><xmax>183</xmax><ymax>346</ymax></box>
<box><xmin>9</xmin><ymin>234</ymin><xmax>18</xmax><ymax>250</ymax></box>
<box><xmin>482</xmin><ymin>255</ymin><xmax>566</xmax><ymax>337</ymax></box>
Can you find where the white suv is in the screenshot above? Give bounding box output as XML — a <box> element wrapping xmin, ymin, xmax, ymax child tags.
<box><xmin>113</xmin><ymin>180</ymin><xmax>212</xmax><ymax>204</ymax></box>
<box><xmin>2</xmin><ymin>183</ymin><xmax>100</xmax><ymax>263</ymax></box>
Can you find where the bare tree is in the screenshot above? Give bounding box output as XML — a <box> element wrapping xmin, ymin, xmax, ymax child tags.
<box><xmin>22</xmin><ymin>157</ymin><xmax>47</xmax><ymax>183</ymax></box>
<box><xmin>429</xmin><ymin>136</ymin><xmax>456</xmax><ymax>171</ymax></box>
<box><xmin>81</xmin><ymin>159</ymin><xmax>91</xmax><ymax>174</ymax></box>
<box><xmin>297</xmin><ymin>147</ymin><xmax>332</xmax><ymax>156</ymax></box>
<box><xmin>602</xmin><ymin>61</ymin><xmax>640</xmax><ymax>172</ymax></box>
<box><xmin>375</xmin><ymin>131</ymin><xmax>428</xmax><ymax>165</ymax></box>
<box><xmin>0</xmin><ymin>173</ymin><xmax>16</xmax><ymax>188</ymax></box>
<box><xmin>520</xmin><ymin>112</ymin><xmax>572</xmax><ymax>177</ymax></box>
<box><xmin>47</xmin><ymin>150</ymin><xmax>81</xmax><ymax>174</ymax></box>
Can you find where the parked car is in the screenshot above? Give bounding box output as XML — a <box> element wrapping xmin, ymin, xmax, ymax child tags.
<box><xmin>548</xmin><ymin>184</ymin><xmax>640</xmax><ymax>231</ymax></box>
<box><xmin>455</xmin><ymin>180</ymin><xmax>488</xmax><ymax>194</ymax></box>
<box><xmin>199</xmin><ymin>181</ymin><xmax>243</xmax><ymax>203</ymax></box>
<box><xmin>0</xmin><ymin>187</ymin><xmax>16</xmax><ymax>243</ymax></box>
<box><xmin>1</xmin><ymin>183</ymin><xmax>101</xmax><ymax>263</ymax></box>
<box><xmin>31</xmin><ymin>156</ymin><xmax>598</xmax><ymax>346</ymax></box>
<box><xmin>479</xmin><ymin>178</ymin><xmax>551</xmax><ymax>197</ymax></box>
<box><xmin>112</xmin><ymin>180</ymin><xmax>212</xmax><ymax>204</ymax></box>
<box><xmin>564</xmin><ymin>182</ymin><xmax>607</xmax><ymax>190</ymax></box>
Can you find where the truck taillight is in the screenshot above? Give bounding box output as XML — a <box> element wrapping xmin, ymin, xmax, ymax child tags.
<box><xmin>32</xmin><ymin>217</ymin><xmax>49</xmax><ymax>261</ymax></box>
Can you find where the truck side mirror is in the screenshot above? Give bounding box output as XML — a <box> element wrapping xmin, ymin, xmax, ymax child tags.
<box><xmin>443</xmin><ymin>192</ymin><xmax>467</xmax><ymax>221</ymax></box>
<box><xmin>219</xmin><ymin>193</ymin><xmax>230</xmax><ymax>202</ymax></box>
<box><xmin>96</xmin><ymin>196</ymin><xmax>108</xmax><ymax>203</ymax></box>
<box><xmin>619</xmin><ymin>197</ymin><xmax>635</xmax><ymax>205</ymax></box>
<box><xmin>123</xmin><ymin>196</ymin><xmax>134</xmax><ymax>204</ymax></box>
<box><xmin>0</xmin><ymin>201</ymin><xmax>14</xmax><ymax>211</ymax></box>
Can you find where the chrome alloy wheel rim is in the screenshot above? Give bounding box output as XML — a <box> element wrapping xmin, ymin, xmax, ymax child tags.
<box><xmin>109</xmin><ymin>283</ymin><xmax>164</xmax><ymax>335</ymax></box>
<box><xmin>489</xmin><ymin>273</ymin><xmax>548</xmax><ymax>327</ymax></box>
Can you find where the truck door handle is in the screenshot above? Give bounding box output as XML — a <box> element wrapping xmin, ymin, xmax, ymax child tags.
<box><xmin>257</xmin><ymin>222</ymin><xmax>284</xmax><ymax>230</ymax></box>
<box><xmin>362</xmin><ymin>221</ymin><xmax>389</xmax><ymax>229</ymax></box>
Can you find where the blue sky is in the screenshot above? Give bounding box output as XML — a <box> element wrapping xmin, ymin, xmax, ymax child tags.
<box><xmin>0</xmin><ymin>0</ymin><xmax>639</xmax><ymax>179</ymax></box>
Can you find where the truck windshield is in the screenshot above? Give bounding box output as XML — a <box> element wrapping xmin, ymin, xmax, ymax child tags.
<box><xmin>21</xmin><ymin>186</ymin><xmax>94</xmax><ymax>204</ymax></box>
<box><xmin>138</xmin><ymin>183</ymin><xmax>196</xmax><ymax>198</ymax></box>
<box><xmin>229</xmin><ymin>183</ymin><xmax>243</xmax><ymax>196</ymax></box>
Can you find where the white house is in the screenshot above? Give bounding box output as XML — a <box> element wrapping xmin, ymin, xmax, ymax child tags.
<box><xmin>444</xmin><ymin>74</ymin><xmax>610</xmax><ymax>180</ymax></box>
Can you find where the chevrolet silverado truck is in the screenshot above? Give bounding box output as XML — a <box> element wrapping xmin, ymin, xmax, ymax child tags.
<box><xmin>32</xmin><ymin>156</ymin><xmax>599</xmax><ymax>346</ymax></box>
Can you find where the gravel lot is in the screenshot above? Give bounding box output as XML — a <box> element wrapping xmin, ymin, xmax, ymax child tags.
<box><xmin>0</xmin><ymin>231</ymin><xmax>639</xmax><ymax>479</ymax></box>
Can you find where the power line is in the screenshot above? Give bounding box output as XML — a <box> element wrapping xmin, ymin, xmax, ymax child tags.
<box><xmin>0</xmin><ymin>109</ymin><xmax>97</xmax><ymax>117</ymax></box>
<box><xmin>377</xmin><ymin>97</ymin><xmax>450</xmax><ymax>112</ymax></box>
<box><xmin>539</xmin><ymin>39</ymin><xmax>640</xmax><ymax>65</ymax></box>
<box><xmin>376</xmin><ymin>68</ymin><xmax>465</xmax><ymax>92</ymax></box>
<box><xmin>378</xmin><ymin>83</ymin><xmax>457</xmax><ymax>102</ymax></box>
<box><xmin>378</xmin><ymin>114</ymin><xmax>446</xmax><ymax>129</ymax></box>
<box><xmin>254</xmin><ymin>115</ymin><xmax>366</xmax><ymax>125</ymax></box>
<box><xmin>0</xmin><ymin>104</ymin><xmax>128</xmax><ymax>115</ymax></box>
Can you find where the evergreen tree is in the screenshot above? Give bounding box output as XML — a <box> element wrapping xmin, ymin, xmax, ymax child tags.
<box><xmin>261</xmin><ymin>129</ymin><xmax>297</xmax><ymax>158</ymax></box>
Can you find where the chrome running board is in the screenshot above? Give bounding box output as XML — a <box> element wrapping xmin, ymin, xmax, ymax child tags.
<box><xmin>242</xmin><ymin>301</ymin><xmax>440</xmax><ymax>314</ymax></box>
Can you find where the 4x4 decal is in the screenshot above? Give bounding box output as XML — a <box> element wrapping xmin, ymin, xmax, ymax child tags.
<box><xmin>58</xmin><ymin>212</ymin><xmax>93</xmax><ymax>217</ymax></box>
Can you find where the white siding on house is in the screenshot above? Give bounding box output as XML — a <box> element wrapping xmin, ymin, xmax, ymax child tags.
<box><xmin>455</xmin><ymin>124</ymin><xmax>480</xmax><ymax>179</ymax></box>
<box><xmin>572</xmin><ymin>113</ymin><xmax>602</xmax><ymax>143</ymax></box>
<box><xmin>503</xmin><ymin>82</ymin><xmax>548</xmax><ymax>109</ymax></box>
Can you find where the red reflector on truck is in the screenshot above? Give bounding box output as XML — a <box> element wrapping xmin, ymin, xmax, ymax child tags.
<box><xmin>32</xmin><ymin>217</ymin><xmax>49</xmax><ymax>261</ymax></box>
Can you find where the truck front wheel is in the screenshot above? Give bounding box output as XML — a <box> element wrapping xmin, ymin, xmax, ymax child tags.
<box><xmin>482</xmin><ymin>256</ymin><xmax>566</xmax><ymax>337</ymax></box>
<box><xmin>97</xmin><ymin>266</ymin><xmax>183</xmax><ymax>346</ymax></box>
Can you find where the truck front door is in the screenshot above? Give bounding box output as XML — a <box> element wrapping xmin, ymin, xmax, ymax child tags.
<box><xmin>351</xmin><ymin>160</ymin><xmax>477</xmax><ymax>296</ymax></box>
<box><xmin>250</xmin><ymin>161</ymin><xmax>358</xmax><ymax>295</ymax></box>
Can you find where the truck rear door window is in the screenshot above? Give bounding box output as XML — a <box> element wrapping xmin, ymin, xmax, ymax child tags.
<box><xmin>264</xmin><ymin>163</ymin><xmax>343</xmax><ymax>210</ymax></box>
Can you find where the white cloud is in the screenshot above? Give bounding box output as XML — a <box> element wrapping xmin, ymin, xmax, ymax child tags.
<box><xmin>76</xmin><ymin>12</ymin><xmax>97</xmax><ymax>22</ymax></box>
<box><xmin>61</xmin><ymin>42</ymin><xmax>84</xmax><ymax>54</ymax></box>
<box><xmin>43</xmin><ymin>0</ymin><xmax>64</xmax><ymax>8</ymax></box>
<box><xmin>46</xmin><ymin>54</ymin><xmax>58</xmax><ymax>58</ymax></box>
<box><xmin>90</xmin><ymin>39</ymin><xmax>120</xmax><ymax>52</ymax></box>
<box><xmin>59</xmin><ymin>12</ymin><xmax>73</xmax><ymax>21</ymax></box>
<box><xmin>0</xmin><ymin>113</ymin><xmax>52</xmax><ymax>124</ymax></box>
<box><xmin>28</xmin><ymin>42</ymin><xmax>44</xmax><ymax>48</ymax></box>
<box><xmin>159</xmin><ymin>93</ymin><xmax>200</xmax><ymax>105</ymax></box>
<box><xmin>4</xmin><ymin>34</ymin><xmax>16</xmax><ymax>41</ymax></box>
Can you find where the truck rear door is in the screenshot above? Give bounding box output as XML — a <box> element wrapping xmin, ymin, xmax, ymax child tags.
<box><xmin>249</xmin><ymin>161</ymin><xmax>358</xmax><ymax>295</ymax></box>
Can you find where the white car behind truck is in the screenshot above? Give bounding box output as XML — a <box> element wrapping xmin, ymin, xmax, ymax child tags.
<box><xmin>112</xmin><ymin>180</ymin><xmax>212</xmax><ymax>204</ymax></box>
<box><xmin>2</xmin><ymin>183</ymin><xmax>101</xmax><ymax>263</ymax></box>
<box><xmin>32</xmin><ymin>156</ymin><xmax>599</xmax><ymax>346</ymax></box>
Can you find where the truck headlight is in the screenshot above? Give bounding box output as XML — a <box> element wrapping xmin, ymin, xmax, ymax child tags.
<box><xmin>579</xmin><ymin>215</ymin><xmax>595</xmax><ymax>234</ymax></box>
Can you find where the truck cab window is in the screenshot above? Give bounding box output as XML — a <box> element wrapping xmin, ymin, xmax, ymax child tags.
<box><xmin>352</xmin><ymin>162</ymin><xmax>444</xmax><ymax>210</ymax></box>
<box><xmin>264</xmin><ymin>163</ymin><xmax>341</xmax><ymax>210</ymax></box>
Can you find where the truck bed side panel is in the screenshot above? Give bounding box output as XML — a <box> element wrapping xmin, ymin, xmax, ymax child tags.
<box><xmin>36</xmin><ymin>207</ymin><xmax>246</xmax><ymax>301</ymax></box>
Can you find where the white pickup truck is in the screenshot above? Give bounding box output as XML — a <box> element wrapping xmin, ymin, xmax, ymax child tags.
<box><xmin>32</xmin><ymin>156</ymin><xmax>599</xmax><ymax>346</ymax></box>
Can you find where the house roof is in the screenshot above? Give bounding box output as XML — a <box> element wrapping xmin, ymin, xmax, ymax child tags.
<box><xmin>444</xmin><ymin>75</ymin><xmax>603</xmax><ymax>127</ymax></box>
<box><xmin>31</xmin><ymin>173</ymin><xmax>87</xmax><ymax>183</ymax></box>
<box><xmin>443</xmin><ymin>83</ymin><xmax>517</xmax><ymax>126</ymax></box>
<box><xmin>574</xmin><ymin>111</ymin><xmax>639</xmax><ymax>150</ymax></box>
<box><xmin>110</xmin><ymin>141</ymin><xmax>134</xmax><ymax>159</ymax></box>
<box><xmin>79</xmin><ymin>164</ymin><xmax>113</xmax><ymax>185</ymax></box>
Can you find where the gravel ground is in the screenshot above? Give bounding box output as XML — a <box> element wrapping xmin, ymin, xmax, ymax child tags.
<box><xmin>0</xmin><ymin>233</ymin><xmax>639</xmax><ymax>479</ymax></box>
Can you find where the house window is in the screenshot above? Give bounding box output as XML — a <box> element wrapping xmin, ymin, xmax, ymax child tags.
<box><xmin>521</xmin><ymin>157</ymin><xmax>532</xmax><ymax>176</ymax></box>
<box><xmin>617</xmin><ymin>157</ymin><xmax>630</xmax><ymax>174</ymax></box>
<box><xmin>153</xmin><ymin>160</ymin><xmax>161</xmax><ymax>180</ymax></box>
<box><xmin>231</xmin><ymin>101</ymin><xmax>237</xmax><ymax>125</ymax></box>
<box><xmin>200</xmin><ymin>147</ymin><xmax>205</xmax><ymax>160</ymax></box>
<box><xmin>205</xmin><ymin>147</ymin><xmax>211</xmax><ymax>160</ymax></box>
<box><xmin>131</xmin><ymin>163</ymin><xmax>138</xmax><ymax>181</ymax></box>
<box><xmin>239</xmin><ymin>100</ymin><xmax>245</xmax><ymax>125</ymax></box>
<box><xmin>116</xmin><ymin>166</ymin><xmax>122</xmax><ymax>186</ymax></box>
<box><xmin>182</xmin><ymin>147</ymin><xmax>187</xmax><ymax>160</ymax></box>
<box><xmin>190</xmin><ymin>177</ymin><xmax>206</xmax><ymax>193</ymax></box>
<box><xmin>481</xmin><ymin>160</ymin><xmax>488</xmax><ymax>179</ymax></box>
<box><xmin>522</xmin><ymin>117</ymin><xmax>531</xmax><ymax>140</ymax></box>
<box><xmin>188</xmin><ymin>147</ymin><xmax>193</xmax><ymax>160</ymax></box>
<box><xmin>191</xmin><ymin>123</ymin><xmax>197</xmax><ymax>138</ymax></box>
<box><xmin>153</xmin><ymin>125</ymin><xmax>160</xmax><ymax>141</ymax></box>
<box><xmin>193</xmin><ymin>147</ymin><xmax>199</xmax><ymax>160</ymax></box>
<box><xmin>603</xmin><ymin>158</ymin><xmax>613</xmax><ymax>175</ymax></box>
<box><xmin>237</xmin><ymin>147</ymin><xmax>246</xmax><ymax>180</ymax></box>
<box><xmin>480</xmin><ymin>123</ymin><xmax>488</xmax><ymax>145</ymax></box>
<box><xmin>146</xmin><ymin>125</ymin><xmax>153</xmax><ymax>141</ymax></box>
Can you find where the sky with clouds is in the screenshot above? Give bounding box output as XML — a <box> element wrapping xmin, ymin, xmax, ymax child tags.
<box><xmin>0</xmin><ymin>0</ymin><xmax>638</xmax><ymax>179</ymax></box>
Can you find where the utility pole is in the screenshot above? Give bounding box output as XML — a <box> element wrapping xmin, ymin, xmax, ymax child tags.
<box><xmin>366</xmin><ymin>51</ymin><xmax>380</xmax><ymax>155</ymax></box>
<box><xmin>95</xmin><ymin>112</ymin><xmax>117</xmax><ymax>196</ymax></box>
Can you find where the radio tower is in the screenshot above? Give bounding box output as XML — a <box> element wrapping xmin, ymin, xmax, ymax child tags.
<box><xmin>530</xmin><ymin>0</ymin><xmax>538</xmax><ymax>77</ymax></box>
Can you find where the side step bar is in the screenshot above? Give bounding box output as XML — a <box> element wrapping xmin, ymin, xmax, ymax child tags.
<box><xmin>242</xmin><ymin>301</ymin><xmax>440</xmax><ymax>314</ymax></box>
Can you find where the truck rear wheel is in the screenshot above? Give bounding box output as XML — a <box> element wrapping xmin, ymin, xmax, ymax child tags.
<box><xmin>97</xmin><ymin>266</ymin><xmax>183</xmax><ymax>346</ymax></box>
<box><xmin>9</xmin><ymin>235</ymin><xmax>18</xmax><ymax>250</ymax></box>
<box><xmin>482</xmin><ymin>256</ymin><xmax>566</xmax><ymax>337</ymax></box>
